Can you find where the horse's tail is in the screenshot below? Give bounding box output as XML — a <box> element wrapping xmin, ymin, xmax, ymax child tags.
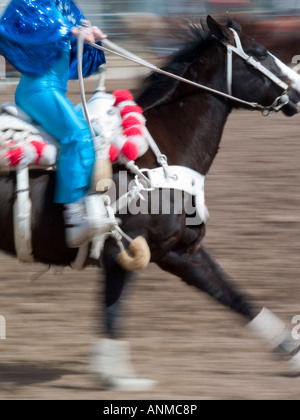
<box><xmin>117</xmin><ymin>236</ymin><xmax>151</xmax><ymax>271</ymax></box>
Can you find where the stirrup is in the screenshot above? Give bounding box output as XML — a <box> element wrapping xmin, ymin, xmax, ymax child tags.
<box><xmin>64</xmin><ymin>194</ymin><xmax>116</xmax><ymax>248</ymax></box>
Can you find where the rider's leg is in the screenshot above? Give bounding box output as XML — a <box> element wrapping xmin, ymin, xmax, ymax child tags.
<box><xmin>16</xmin><ymin>88</ymin><xmax>113</xmax><ymax>247</ymax></box>
<box><xmin>16</xmin><ymin>88</ymin><xmax>95</xmax><ymax>203</ymax></box>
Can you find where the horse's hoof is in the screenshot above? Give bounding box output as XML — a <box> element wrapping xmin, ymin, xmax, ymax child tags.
<box><xmin>91</xmin><ymin>370</ymin><xmax>157</xmax><ymax>391</ymax></box>
<box><xmin>287</xmin><ymin>349</ymin><xmax>300</xmax><ymax>375</ymax></box>
<box><xmin>102</xmin><ymin>376</ymin><xmax>157</xmax><ymax>392</ymax></box>
<box><xmin>90</xmin><ymin>338</ymin><xmax>156</xmax><ymax>391</ymax></box>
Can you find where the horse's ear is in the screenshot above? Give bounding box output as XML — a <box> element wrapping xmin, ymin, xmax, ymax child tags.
<box><xmin>206</xmin><ymin>15</ymin><xmax>230</xmax><ymax>41</ymax></box>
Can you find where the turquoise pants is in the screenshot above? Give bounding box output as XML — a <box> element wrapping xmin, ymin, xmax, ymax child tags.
<box><xmin>15</xmin><ymin>45</ymin><xmax>95</xmax><ymax>204</ymax></box>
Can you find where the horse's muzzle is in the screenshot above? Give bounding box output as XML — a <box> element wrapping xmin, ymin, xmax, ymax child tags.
<box><xmin>282</xmin><ymin>99</ymin><xmax>300</xmax><ymax>117</ymax></box>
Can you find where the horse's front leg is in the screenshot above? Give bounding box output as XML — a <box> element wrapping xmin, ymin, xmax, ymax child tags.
<box><xmin>90</xmin><ymin>238</ymin><xmax>156</xmax><ymax>390</ymax></box>
<box><xmin>157</xmin><ymin>245</ymin><xmax>300</xmax><ymax>374</ymax></box>
<box><xmin>102</xmin><ymin>238</ymin><xmax>132</xmax><ymax>339</ymax></box>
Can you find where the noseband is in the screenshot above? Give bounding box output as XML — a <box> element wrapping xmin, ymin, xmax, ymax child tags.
<box><xmin>222</xmin><ymin>28</ymin><xmax>289</xmax><ymax>113</ymax></box>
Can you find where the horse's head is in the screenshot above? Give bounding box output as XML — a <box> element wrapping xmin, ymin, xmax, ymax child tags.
<box><xmin>207</xmin><ymin>16</ymin><xmax>300</xmax><ymax>116</ymax></box>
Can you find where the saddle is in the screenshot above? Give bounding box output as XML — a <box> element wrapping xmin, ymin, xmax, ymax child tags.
<box><xmin>1</xmin><ymin>91</ymin><xmax>208</xmax><ymax>267</ymax></box>
<box><xmin>0</xmin><ymin>91</ymin><xmax>152</xmax><ymax>266</ymax></box>
<box><xmin>0</xmin><ymin>90</ymin><xmax>150</xmax><ymax>170</ymax></box>
<box><xmin>0</xmin><ymin>102</ymin><xmax>58</xmax><ymax>168</ymax></box>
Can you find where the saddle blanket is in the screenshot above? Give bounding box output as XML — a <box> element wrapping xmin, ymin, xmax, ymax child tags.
<box><xmin>0</xmin><ymin>103</ymin><xmax>58</xmax><ymax>168</ymax></box>
<box><xmin>0</xmin><ymin>90</ymin><xmax>149</xmax><ymax>169</ymax></box>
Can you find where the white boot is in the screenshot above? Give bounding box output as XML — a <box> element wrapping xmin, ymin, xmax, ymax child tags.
<box><xmin>64</xmin><ymin>194</ymin><xmax>115</xmax><ymax>248</ymax></box>
<box><xmin>248</xmin><ymin>307</ymin><xmax>300</xmax><ymax>375</ymax></box>
<box><xmin>90</xmin><ymin>338</ymin><xmax>157</xmax><ymax>391</ymax></box>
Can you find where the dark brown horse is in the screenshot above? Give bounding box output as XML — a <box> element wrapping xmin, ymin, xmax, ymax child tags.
<box><xmin>0</xmin><ymin>16</ymin><xmax>300</xmax><ymax>388</ymax></box>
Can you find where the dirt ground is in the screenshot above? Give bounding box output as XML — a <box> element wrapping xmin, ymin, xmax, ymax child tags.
<box><xmin>0</xmin><ymin>79</ymin><xmax>300</xmax><ymax>400</ymax></box>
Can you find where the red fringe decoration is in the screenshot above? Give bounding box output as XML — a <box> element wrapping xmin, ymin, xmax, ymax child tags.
<box><xmin>4</xmin><ymin>142</ymin><xmax>23</xmax><ymax>166</ymax></box>
<box><xmin>109</xmin><ymin>144</ymin><xmax>119</xmax><ymax>163</ymax></box>
<box><xmin>111</xmin><ymin>89</ymin><xmax>148</xmax><ymax>161</ymax></box>
<box><xmin>122</xmin><ymin>115</ymin><xmax>143</xmax><ymax>131</ymax></box>
<box><xmin>30</xmin><ymin>140</ymin><xmax>47</xmax><ymax>164</ymax></box>
<box><xmin>120</xmin><ymin>105</ymin><xmax>143</xmax><ymax>118</ymax></box>
<box><xmin>121</xmin><ymin>141</ymin><xmax>139</xmax><ymax>161</ymax></box>
<box><xmin>112</xmin><ymin>90</ymin><xmax>134</xmax><ymax>107</ymax></box>
<box><xmin>123</xmin><ymin>126</ymin><xmax>144</xmax><ymax>138</ymax></box>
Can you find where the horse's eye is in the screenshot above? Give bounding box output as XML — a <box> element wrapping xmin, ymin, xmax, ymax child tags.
<box><xmin>255</xmin><ymin>51</ymin><xmax>268</xmax><ymax>61</ymax></box>
<box><xmin>246</xmin><ymin>46</ymin><xmax>268</xmax><ymax>61</ymax></box>
<box><xmin>253</xmin><ymin>48</ymin><xmax>269</xmax><ymax>61</ymax></box>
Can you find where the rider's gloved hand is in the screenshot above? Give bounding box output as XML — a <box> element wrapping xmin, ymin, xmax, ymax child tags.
<box><xmin>71</xmin><ymin>26</ymin><xmax>107</xmax><ymax>43</ymax></box>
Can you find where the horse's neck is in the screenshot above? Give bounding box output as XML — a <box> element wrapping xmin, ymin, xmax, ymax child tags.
<box><xmin>143</xmin><ymin>91</ymin><xmax>231</xmax><ymax>175</ymax></box>
<box><xmin>139</xmin><ymin>47</ymin><xmax>232</xmax><ymax>174</ymax></box>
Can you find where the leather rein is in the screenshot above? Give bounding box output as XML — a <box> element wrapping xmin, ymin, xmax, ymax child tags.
<box><xmin>87</xmin><ymin>28</ymin><xmax>290</xmax><ymax>115</ymax></box>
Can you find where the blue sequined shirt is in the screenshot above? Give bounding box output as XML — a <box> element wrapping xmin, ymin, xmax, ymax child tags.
<box><xmin>0</xmin><ymin>0</ymin><xmax>105</xmax><ymax>79</ymax></box>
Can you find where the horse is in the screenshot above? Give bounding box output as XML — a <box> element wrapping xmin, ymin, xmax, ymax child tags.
<box><xmin>0</xmin><ymin>16</ymin><xmax>300</xmax><ymax>390</ymax></box>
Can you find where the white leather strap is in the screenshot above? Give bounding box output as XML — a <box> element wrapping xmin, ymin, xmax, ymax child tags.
<box><xmin>145</xmin><ymin>165</ymin><xmax>207</xmax><ymax>223</ymax></box>
<box><xmin>224</xmin><ymin>28</ymin><xmax>289</xmax><ymax>103</ymax></box>
<box><xmin>13</xmin><ymin>167</ymin><xmax>34</xmax><ymax>262</ymax></box>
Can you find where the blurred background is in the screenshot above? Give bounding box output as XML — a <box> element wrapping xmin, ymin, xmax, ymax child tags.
<box><xmin>76</xmin><ymin>0</ymin><xmax>300</xmax><ymax>62</ymax></box>
<box><xmin>1</xmin><ymin>0</ymin><xmax>300</xmax><ymax>77</ymax></box>
<box><xmin>0</xmin><ymin>1</ymin><xmax>300</xmax><ymax>400</ymax></box>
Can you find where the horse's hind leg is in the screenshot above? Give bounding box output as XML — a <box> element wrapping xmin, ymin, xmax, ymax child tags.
<box><xmin>157</xmin><ymin>245</ymin><xmax>300</xmax><ymax>374</ymax></box>
<box><xmin>158</xmin><ymin>246</ymin><xmax>257</xmax><ymax>319</ymax></box>
<box><xmin>90</xmin><ymin>239</ymin><xmax>156</xmax><ymax>390</ymax></box>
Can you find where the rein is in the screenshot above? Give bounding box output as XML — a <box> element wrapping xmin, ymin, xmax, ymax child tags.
<box><xmin>87</xmin><ymin>29</ymin><xmax>289</xmax><ymax>115</ymax></box>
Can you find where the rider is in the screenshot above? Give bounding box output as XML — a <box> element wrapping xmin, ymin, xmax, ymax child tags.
<box><xmin>0</xmin><ymin>0</ymin><xmax>112</xmax><ymax>248</ymax></box>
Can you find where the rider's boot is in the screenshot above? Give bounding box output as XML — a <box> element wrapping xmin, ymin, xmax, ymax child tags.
<box><xmin>64</xmin><ymin>194</ymin><xmax>115</xmax><ymax>248</ymax></box>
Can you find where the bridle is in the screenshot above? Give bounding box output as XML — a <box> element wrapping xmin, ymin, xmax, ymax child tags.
<box><xmin>222</xmin><ymin>28</ymin><xmax>289</xmax><ymax>114</ymax></box>
<box><xmin>78</xmin><ymin>21</ymin><xmax>293</xmax><ymax>118</ymax></box>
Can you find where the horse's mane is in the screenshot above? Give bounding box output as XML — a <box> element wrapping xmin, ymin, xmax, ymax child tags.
<box><xmin>136</xmin><ymin>17</ymin><xmax>241</xmax><ymax>111</ymax></box>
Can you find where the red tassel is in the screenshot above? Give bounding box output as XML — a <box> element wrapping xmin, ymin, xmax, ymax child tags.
<box><xmin>120</xmin><ymin>105</ymin><xmax>143</xmax><ymax>118</ymax></box>
<box><xmin>109</xmin><ymin>144</ymin><xmax>119</xmax><ymax>163</ymax></box>
<box><xmin>30</xmin><ymin>140</ymin><xmax>47</xmax><ymax>164</ymax></box>
<box><xmin>121</xmin><ymin>141</ymin><xmax>139</xmax><ymax>161</ymax></box>
<box><xmin>4</xmin><ymin>143</ymin><xmax>23</xmax><ymax>166</ymax></box>
<box><xmin>123</xmin><ymin>126</ymin><xmax>144</xmax><ymax>138</ymax></box>
<box><xmin>112</xmin><ymin>90</ymin><xmax>134</xmax><ymax>106</ymax></box>
<box><xmin>122</xmin><ymin>116</ymin><xmax>143</xmax><ymax>131</ymax></box>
